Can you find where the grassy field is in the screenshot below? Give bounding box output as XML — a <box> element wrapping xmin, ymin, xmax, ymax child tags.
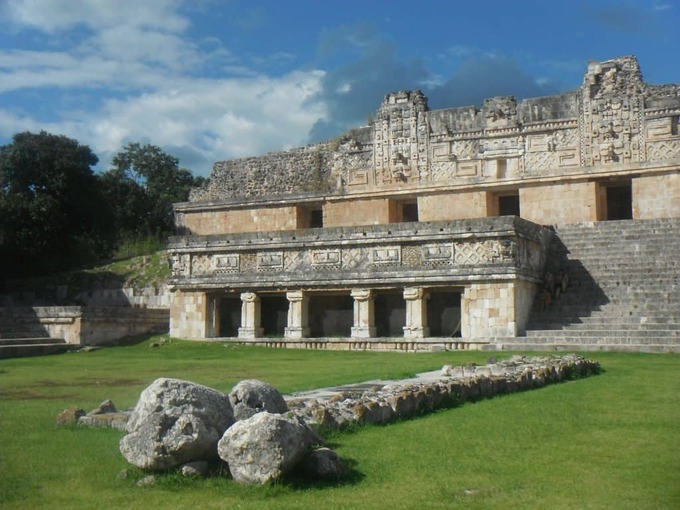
<box><xmin>0</xmin><ymin>337</ymin><xmax>678</xmax><ymax>509</ymax></box>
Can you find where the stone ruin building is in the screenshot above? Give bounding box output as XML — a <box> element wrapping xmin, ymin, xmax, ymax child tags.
<box><xmin>167</xmin><ymin>56</ymin><xmax>680</xmax><ymax>352</ymax></box>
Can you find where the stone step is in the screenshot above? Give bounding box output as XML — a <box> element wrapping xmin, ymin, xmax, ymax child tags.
<box><xmin>525</xmin><ymin>329</ymin><xmax>680</xmax><ymax>338</ymax></box>
<box><xmin>0</xmin><ymin>337</ymin><xmax>67</xmax><ymax>346</ymax></box>
<box><xmin>0</xmin><ymin>338</ymin><xmax>73</xmax><ymax>359</ymax></box>
<box><xmin>490</xmin><ymin>340</ymin><xmax>678</xmax><ymax>353</ymax></box>
<box><xmin>507</xmin><ymin>335</ymin><xmax>680</xmax><ymax>345</ymax></box>
<box><xmin>528</xmin><ymin>316</ymin><xmax>680</xmax><ymax>328</ymax></box>
<box><xmin>522</xmin><ymin>218</ymin><xmax>680</xmax><ymax>352</ymax></box>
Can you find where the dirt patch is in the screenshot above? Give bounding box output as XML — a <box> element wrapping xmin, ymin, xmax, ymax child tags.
<box><xmin>0</xmin><ymin>389</ymin><xmax>81</xmax><ymax>401</ymax></box>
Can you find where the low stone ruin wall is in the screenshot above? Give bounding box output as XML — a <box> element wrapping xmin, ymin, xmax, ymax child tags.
<box><xmin>0</xmin><ymin>285</ymin><xmax>170</xmax><ymax>309</ymax></box>
<box><xmin>0</xmin><ymin>306</ymin><xmax>168</xmax><ymax>345</ymax></box>
<box><xmin>287</xmin><ymin>354</ymin><xmax>600</xmax><ymax>429</ymax></box>
<box><xmin>76</xmin><ymin>354</ymin><xmax>599</xmax><ymax>432</ymax></box>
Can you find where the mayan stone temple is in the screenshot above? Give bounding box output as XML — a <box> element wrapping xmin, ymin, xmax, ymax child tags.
<box><xmin>168</xmin><ymin>56</ymin><xmax>680</xmax><ymax>352</ymax></box>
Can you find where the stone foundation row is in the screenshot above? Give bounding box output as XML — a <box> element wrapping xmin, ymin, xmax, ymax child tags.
<box><xmin>287</xmin><ymin>354</ymin><xmax>600</xmax><ymax>429</ymax></box>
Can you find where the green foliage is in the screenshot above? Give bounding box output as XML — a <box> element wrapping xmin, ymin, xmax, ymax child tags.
<box><xmin>4</xmin><ymin>249</ymin><xmax>170</xmax><ymax>301</ymax></box>
<box><xmin>100</xmin><ymin>143</ymin><xmax>205</xmax><ymax>242</ymax></box>
<box><xmin>0</xmin><ymin>132</ymin><xmax>206</xmax><ymax>281</ymax></box>
<box><xmin>0</xmin><ymin>131</ymin><xmax>113</xmax><ymax>279</ymax></box>
<box><xmin>113</xmin><ymin>237</ymin><xmax>169</xmax><ymax>260</ymax></box>
<box><xmin>0</xmin><ymin>345</ymin><xmax>678</xmax><ymax>509</ymax></box>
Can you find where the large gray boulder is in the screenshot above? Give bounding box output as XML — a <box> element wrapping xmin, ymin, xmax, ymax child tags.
<box><xmin>218</xmin><ymin>411</ymin><xmax>310</xmax><ymax>484</ymax></box>
<box><xmin>229</xmin><ymin>379</ymin><xmax>288</xmax><ymax>421</ymax></box>
<box><xmin>120</xmin><ymin>378</ymin><xmax>234</xmax><ymax>471</ymax></box>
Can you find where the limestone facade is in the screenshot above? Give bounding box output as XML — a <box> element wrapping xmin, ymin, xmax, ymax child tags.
<box><xmin>169</xmin><ymin>56</ymin><xmax>680</xmax><ymax>347</ymax></box>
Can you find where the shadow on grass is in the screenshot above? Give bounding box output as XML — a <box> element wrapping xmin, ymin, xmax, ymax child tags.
<box><xmin>78</xmin><ymin>332</ymin><xmax>168</xmax><ymax>351</ymax></box>
<box><xmin>284</xmin><ymin>456</ymin><xmax>365</xmax><ymax>489</ymax></box>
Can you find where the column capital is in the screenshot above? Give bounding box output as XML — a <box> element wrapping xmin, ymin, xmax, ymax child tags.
<box><xmin>351</xmin><ymin>288</ymin><xmax>374</xmax><ymax>301</ymax></box>
<box><xmin>403</xmin><ymin>287</ymin><xmax>425</xmax><ymax>300</ymax></box>
<box><xmin>241</xmin><ymin>291</ymin><xmax>259</xmax><ymax>303</ymax></box>
<box><xmin>286</xmin><ymin>290</ymin><xmax>306</xmax><ymax>302</ymax></box>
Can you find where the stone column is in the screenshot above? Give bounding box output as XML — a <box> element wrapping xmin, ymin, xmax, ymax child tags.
<box><xmin>351</xmin><ymin>289</ymin><xmax>376</xmax><ymax>338</ymax></box>
<box><xmin>238</xmin><ymin>292</ymin><xmax>263</xmax><ymax>338</ymax></box>
<box><xmin>284</xmin><ymin>290</ymin><xmax>310</xmax><ymax>339</ymax></box>
<box><xmin>403</xmin><ymin>287</ymin><xmax>429</xmax><ymax>339</ymax></box>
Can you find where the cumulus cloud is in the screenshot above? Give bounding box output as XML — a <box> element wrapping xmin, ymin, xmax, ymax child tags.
<box><xmin>88</xmin><ymin>70</ymin><xmax>326</xmax><ymax>175</ymax></box>
<box><xmin>2</xmin><ymin>0</ymin><xmax>188</xmax><ymax>32</ymax></box>
<box><xmin>0</xmin><ymin>4</ymin><xmax>564</xmax><ymax>179</ymax></box>
<box><xmin>0</xmin><ymin>0</ymin><xmax>329</xmax><ymax>176</ymax></box>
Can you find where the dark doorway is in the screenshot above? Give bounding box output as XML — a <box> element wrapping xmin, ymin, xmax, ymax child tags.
<box><xmin>308</xmin><ymin>293</ymin><xmax>353</xmax><ymax>338</ymax></box>
<box><xmin>374</xmin><ymin>291</ymin><xmax>405</xmax><ymax>337</ymax></box>
<box><xmin>606</xmin><ymin>183</ymin><xmax>632</xmax><ymax>220</ymax></box>
<box><xmin>401</xmin><ymin>202</ymin><xmax>419</xmax><ymax>222</ymax></box>
<box><xmin>498</xmin><ymin>193</ymin><xmax>520</xmax><ymax>216</ymax></box>
<box><xmin>217</xmin><ymin>296</ymin><xmax>241</xmax><ymax>337</ymax></box>
<box><xmin>260</xmin><ymin>295</ymin><xmax>288</xmax><ymax>337</ymax></box>
<box><xmin>310</xmin><ymin>209</ymin><xmax>324</xmax><ymax>228</ymax></box>
<box><xmin>427</xmin><ymin>290</ymin><xmax>462</xmax><ymax>337</ymax></box>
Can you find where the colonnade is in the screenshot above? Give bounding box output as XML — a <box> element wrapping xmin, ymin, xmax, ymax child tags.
<box><xmin>236</xmin><ymin>287</ymin><xmax>433</xmax><ymax>339</ymax></box>
<box><xmin>170</xmin><ymin>279</ymin><xmax>535</xmax><ymax>340</ymax></box>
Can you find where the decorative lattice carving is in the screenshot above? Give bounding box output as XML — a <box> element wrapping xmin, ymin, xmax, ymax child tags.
<box><xmin>646</xmin><ymin>139</ymin><xmax>680</xmax><ymax>161</ymax></box>
<box><xmin>454</xmin><ymin>241</ymin><xmax>492</xmax><ymax>265</ymax></box>
<box><xmin>191</xmin><ymin>255</ymin><xmax>213</xmax><ymax>276</ymax></box>
<box><xmin>342</xmin><ymin>247</ymin><xmax>369</xmax><ymax>269</ymax></box>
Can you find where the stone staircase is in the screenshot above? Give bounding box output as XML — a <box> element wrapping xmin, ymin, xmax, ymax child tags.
<box><xmin>0</xmin><ymin>309</ymin><xmax>73</xmax><ymax>359</ymax></box>
<box><xmin>496</xmin><ymin>218</ymin><xmax>680</xmax><ymax>352</ymax></box>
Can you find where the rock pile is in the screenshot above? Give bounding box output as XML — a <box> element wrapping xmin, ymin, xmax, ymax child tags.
<box><xmin>118</xmin><ymin>377</ymin><xmax>333</xmax><ymax>484</ymax></box>
<box><xmin>61</xmin><ymin>354</ymin><xmax>599</xmax><ymax>485</ymax></box>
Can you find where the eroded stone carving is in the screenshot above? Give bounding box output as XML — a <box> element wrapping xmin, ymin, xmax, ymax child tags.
<box><xmin>185</xmin><ymin>56</ymin><xmax>678</xmax><ymax>203</ymax></box>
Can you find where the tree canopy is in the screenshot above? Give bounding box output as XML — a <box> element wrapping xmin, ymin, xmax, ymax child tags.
<box><xmin>0</xmin><ymin>134</ymin><xmax>205</xmax><ymax>281</ymax></box>
<box><xmin>100</xmin><ymin>143</ymin><xmax>205</xmax><ymax>242</ymax></box>
<box><xmin>0</xmin><ymin>131</ymin><xmax>113</xmax><ymax>278</ymax></box>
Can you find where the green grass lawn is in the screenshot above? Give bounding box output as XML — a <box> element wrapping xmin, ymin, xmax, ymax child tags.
<box><xmin>0</xmin><ymin>337</ymin><xmax>678</xmax><ymax>509</ymax></box>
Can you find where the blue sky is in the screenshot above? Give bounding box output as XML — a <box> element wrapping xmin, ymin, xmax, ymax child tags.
<box><xmin>0</xmin><ymin>0</ymin><xmax>678</xmax><ymax>177</ymax></box>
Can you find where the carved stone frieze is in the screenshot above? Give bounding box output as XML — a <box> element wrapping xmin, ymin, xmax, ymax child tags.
<box><xmin>311</xmin><ymin>249</ymin><xmax>341</xmax><ymax>266</ymax></box>
<box><xmin>524</xmin><ymin>128</ymin><xmax>579</xmax><ymax>175</ymax></box>
<box><xmin>214</xmin><ymin>254</ymin><xmax>239</xmax><ymax>274</ymax></box>
<box><xmin>185</xmin><ymin>56</ymin><xmax>680</xmax><ymax>204</ymax></box>
<box><xmin>170</xmin><ymin>253</ymin><xmax>191</xmax><ymax>278</ymax></box>
<box><xmin>646</xmin><ymin>139</ymin><xmax>680</xmax><ymax>162</ymax></box>
<box><xmin>370</xmin><ymin>246</ymin><xmax>401</xmax><ymax>265</ymax></box>
<box><xmin>579</xmin><ymin>57</ymin><xmax>646</xmax><ymax>167</ymax></box>
<box><xmin>482</xmin><ymin>96</ymin><xmax>518</xmax><ymax>129</ymax></box>
<box><xmin>257</xmin><ymin>252</ymin><xmax>284</xmax><ymax>271</ymax></box>
<box><xmin>169</xmin><ymin>227</ymin><xmax>546</xmax><ymax>283</ymax></box>
<box><xmin>374</xmin><ymin>90</ymin><xmax>430</xmax><ymax>186</ymax></box>
<box><xmin>191</xmin><ymin>254</ymin><xmax>213</xmax><ymax>276</ymax></box>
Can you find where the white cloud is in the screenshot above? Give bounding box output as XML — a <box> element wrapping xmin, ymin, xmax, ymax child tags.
<box><xmin>86</xmin><ymin>70</ymin><xmax>327</xmax><ymax>175</ymax></box>
<box><xmin>654</xmin><ymin>3</ymin><xmax>673</xmax><ymax>12</ymax></box>
<box><xmin>2</xmin><ymin>0</ymin><xmax>188</xmax><ymax>32</ymax></box>
<box><xmin>0</xmin><ymin>0</ymin><xmax>331</xmax><ymax>178</ymax></box>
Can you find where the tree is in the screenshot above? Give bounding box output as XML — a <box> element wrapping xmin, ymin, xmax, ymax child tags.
<box><xmin>100</xmin><ymin>143</ymin><xmax>205</xmax><ymax>243</ymax></box>
<box><xmin>0</xmin><ymin>131</ymin><xmax>113</xmax><ymax>279</ymax></box>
